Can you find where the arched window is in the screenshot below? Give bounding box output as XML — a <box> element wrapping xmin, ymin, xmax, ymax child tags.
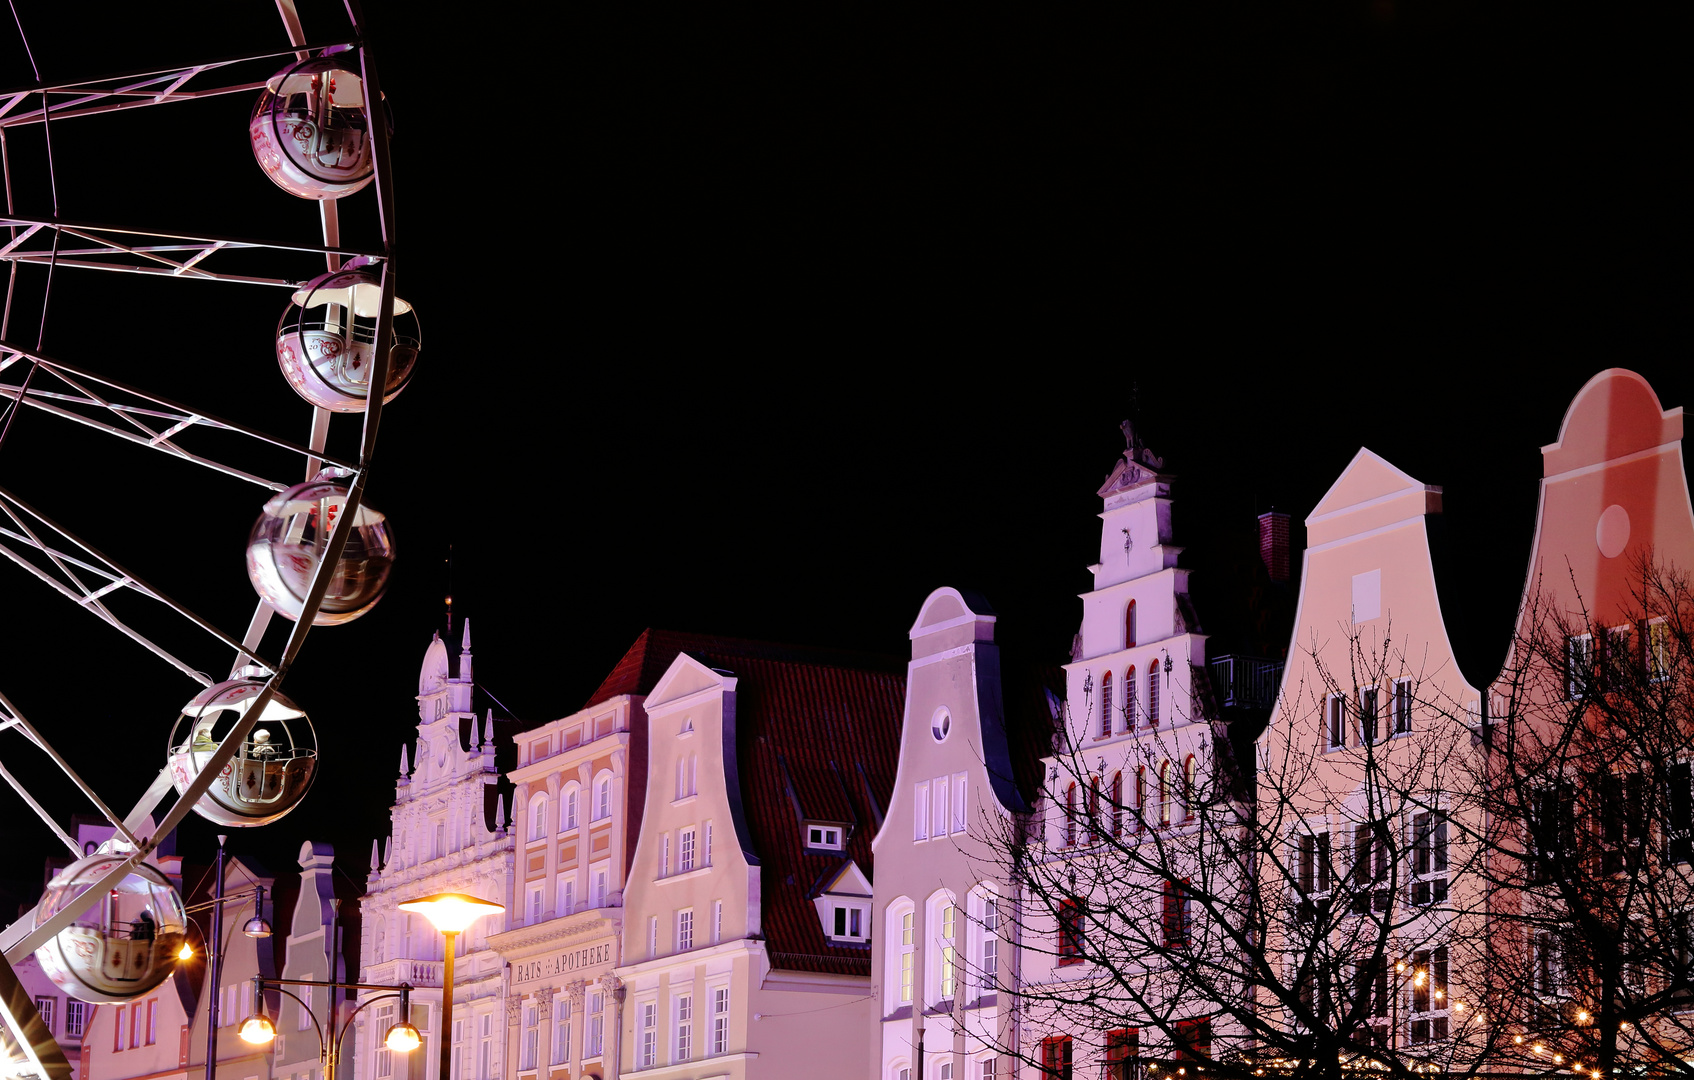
<box><xmin>1148</xmin><ymin>668</ymin><xmax>1160</xmax><ymax>727</ymax></box>
<box><xmin>1087</xmin><ymin>777</ymin><xmax>1101</xmax><ymax>844</ymax></box>
<box><xmin>563</xmin><ymin>784</ymin><xmax>580</xmax><ymax>831</ymax></box>
<box><xmin>1184</xmin><ymin>755</ymin><xmax>1198</xmax><ymax>822</ymax></box>
<box><xmin>1099</xmin><ymin>671</ymin><xmax>1113</xmax><ymax>738</ymax></box>
<box><xmin>1135</xmin><ymin>766</ymin><xmax>1146</xmax><ymax>830</ymax></box>
<box><xmin>886</xmin><ymin>900</ymin><xmax>916</xmax><ymax>1009</ymax></box>
<box><xmin>594</xmin><ymin>774</ymin><xmax>613</xmax><ymax>821</ymax></box>
<box><xmin>1159</xmin><ymin>761</ymin><xmax>1171</xmax><ymax>827</ymax></box>
<box><xmin>529</xmin><ymin>794</ymin><xmax>548</xmax><ymax>842</ymax></box>
<box><xmin>1111</xmin><ymin>771</ymin><xmax>1124</xmax><ymax>837</ymax></box>
<box><xmin>1064</xmin><ymin>783</ymin><xmax>1077</xmax><ymax>847</ymax></box>
<box><xmin>1125</xmin><ymin>665</ymin><xmax>1137</xmax><ymax>730</ymax></box>
<box><xmin>1126</xmin><ymin>599</ymin><xmax>1137</xmax><ymax>648</ymax></box>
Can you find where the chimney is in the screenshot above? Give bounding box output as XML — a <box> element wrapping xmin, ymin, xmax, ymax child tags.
<box><xmin>1258</xmin><ymin>510</ymin><xmax>1290</xmax><ymax>583</ymax></box>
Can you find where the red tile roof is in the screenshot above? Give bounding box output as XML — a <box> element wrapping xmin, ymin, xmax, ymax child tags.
<box><xmin>587</xmin><ymin>630</ymin><xmax>906</xmax><ymax>975</ymax></box>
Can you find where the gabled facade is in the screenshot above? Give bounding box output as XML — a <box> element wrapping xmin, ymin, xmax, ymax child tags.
<box><xmin>275</xmin><ymin>842</ymin><xmax>355</xmax><ymax>1080</ymax></box>
<box><xmin>872</xmin><ymin>587</ymin><xmax>1046</xmax><ymax>1080</ymax></box>
<box><xmin>354</xmin><ymin>623</ymin><xmax>515</xmax><ymax>1080</ymax></box>
<box><xmin>614</xmin><ymin>639</ymin><xmax>903</xmax><ymax>1080</ymax></box>
<box><xmin>1254</xmin><ymin>448</ymin><xmax>1482</xmax><ymax>1058</ymax></box>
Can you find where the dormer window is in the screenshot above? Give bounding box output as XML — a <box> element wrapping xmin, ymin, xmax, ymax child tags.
<box><xmin>807</xmin><ymin>825</ymin><xmax>844</xmax><ymax>851</ymax></box>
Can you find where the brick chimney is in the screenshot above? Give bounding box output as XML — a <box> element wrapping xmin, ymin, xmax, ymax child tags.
<box><xmin>1258</xmin><ymin>510</ymin><xmax>1290</xmax><ymax>583</ymax></box>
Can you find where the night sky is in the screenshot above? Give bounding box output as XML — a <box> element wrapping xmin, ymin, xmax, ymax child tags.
<box><xmin>0</xmin><ymin>1</ymin><xmax>1684</xmax><ymax>912</ymax></box>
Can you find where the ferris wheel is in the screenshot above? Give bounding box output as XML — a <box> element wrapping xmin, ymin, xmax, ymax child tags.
<box><xmin>0</xmin><ymin>0</ymin><xmax>408</xmax><ymax>1048</ymax></box>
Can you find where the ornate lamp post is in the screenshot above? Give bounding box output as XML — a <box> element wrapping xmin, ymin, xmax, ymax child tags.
<box><xmin>396</xmin><ymin>893</ymin><xmax>504</xmax><ymax>1080</ymax></box>
<box><xmin>238</xmin><ymin>975</ymin><xmax>418</xmax><ymax>1080</ymax></box>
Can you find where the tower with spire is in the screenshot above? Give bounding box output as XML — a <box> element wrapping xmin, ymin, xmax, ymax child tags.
<box><xmin>352</xmin><ymin>619</ymin><xmax>516</xmax><ymax>1080</ymax></box>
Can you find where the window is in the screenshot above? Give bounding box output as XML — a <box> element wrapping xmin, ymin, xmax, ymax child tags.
<box><xmin>678</xmin><ymin>909</ymin><xmax>694</xmax><ymax>951</ymax></box>
<box><xmin>980</xmin><ymin>1058</ymin><xmax>996</xmax><ymax>1080</ymax></box>
<box><xmin>939</xmin><ymin>1064</ymin><xmax>953</xmax><ymax>1080</ymax></box>
<box><xmin>979</xmin><ymin>896</ymin><xmax>999</xmax><ymax>988</ymax></box>
<box><xmin>112</xmin><ymin>1006</ymin><xmax>123</xmax><ymax>1052</ymax></box>
<box><xmin>374</xmin><ymin>1004</ymin><xmax>395</xmax><ymax>1078</ymax></box>
<box><xmin>1409</xmin><ymin>946</ymin><xmax>1449</xmax><ymax>1044</ymax></box>
<box><xmin>1669</xmin><ymin>763</ymin><xmax>1693</xmax><ymax>865</ymax></box>
<box><xmin>705</xmin><ymin>820</ymin><xmax>714</xmax><ymax>865</ymax></box>
<box><xmin>594</xmin><ymin>867</ymin><xmax>609</xmax><ymax>908</ymax></box>
<box><xmin>528</xmin><ymin>885</ymin><xmax>543</xmax><ymax>924</ymax></box>
<box><xmin>587</xmin><ymin>993</ymin><xmax>603</xmax><ymax>1058</ymax></box>
<box><xmin>1106</xmin><ymin>1028</ymin><xmax>1140</xmax><ymax>1080</ymax></box>
<box><xmin>1041</xmin><ymin>1035</ymin><xmax>1073</xmax><ymax>1080</ymax></box>
<box><xmin>1358</xmin><ymin>685</ymin><xmax>1379</xmax><ymax>745</ymax></box>
<box><xmin>900</xmin><ymin>911</ymin><xmax>915</xmax><ymax>1002</ymax></box>
<box><xmin>676</xmin><ymin>994</ymin><xmax>692</xmax><ymax>1061</ymax></box>
<box><xmin>521</xmin><ymin>1005</ymin><xmax>537</xmax><ymax>1070</ymax></box>
<box><xmin>662</xmin><ymin>834</ymin><xmax>671</xmax><ymax>876</ymax></box>
<box><xmin>34</xmin><ymin>996</ymin><xmax>53</xmax><ymax>1035</ymax></box>
<box><xmin>713</xmin><ymin>899</ymin><xmax>723</xmax><ymax>943</ymax></box>
<box><xmin>1111</xmin><ymin>771</ymin><xmax>1124</xmax><ymax>837</ymax></box>
<box><xmin>557</xmin><ymin>876</ymin><xmax>575</xmax><ymax>918</ymax></box>
<box><xmin>712</xmin><ymin>987</ymin><xmax>730</xmax><ymax>1055</ymax></box>
<box><xmin>1058</xmin><ymin>899</ymin><xmax>1084</xmax><ymax>964</ymax></box>
<box><xmin>146</xmin><ymin>999</ymin><xmax>156</xmax><ymax>1045</ymax></box>
<box><xmin>808</xmin><ymin>825</ymin><xmax>842</xmax><ymax>850</ymax></box>
<box><xmin>1174</xmin><ymin>1018</ymin><xmax>1212</xmax><ymax>1060</ymax></box>
<box><xmin>1649</xmin><ymin>619</ymin><xmax>1671</xmax><ymax>681</ymax></box>
<box><xmin>1099</xmin><ymin>670</ymin><xmax>1113</xmax><ymax>737</ymax></box>
<box><xmin>594</xmin><ymin>776</ymin><xmax>612</xmax><ymax>821</ymax></box>
<box><xmin>300</xmin><ymin>984</ymin><xmax>314</xmax><ymax>1029</ymax></box>
<box><xmin>1567</xmin><ymin>634</ymin><xmax>1594</xmax><ymax>699</ymax></box>
<box><xmin>433</xmin><ymin>821</ymin><xmax>445</xmax><ymax>859</ymax></box>
<box><xmin>833</xmin><ymin>905</ymin><xmax>865</xmax><ymax>939</ymax></box>
<box><xmin>681</xmin><ymin>826</ymin><xmax>697</xmax><ymax>870</ymax></box>
<box><xmin>1183</xmin><ymin>755</ymin><xmax>1197</xmax><ymax>822</ymax></box>
<box><xmin>648</xmin><ymin>916</ymin><xmax>659</xmax><ymax>958</ymax></box>
<box><xmin>1350</xmin><ymin>958</ymin><xmax>1388</xmax><ymax>1044</ymax></box>
<box><xmin>129</xmin><ymin>999</ymin><xmax>140</xmax><ymax>1047</ymax></box>
<box><xmin>1327</xmin><ymin>693</ymin><xmax>1347</xmax><ymax>749</ymax></box>
<box><xmin>1601</xmin><ymin>770</ymin><xmax>1648</xmax><ymax>873</ymax></box>
<box><xmin>639</xmin><ymin>1002</ymin><xmax>656</xmax><ymax>1068</ymax></box>
<box><xmin>676</xmin><ymin>757</ymin><xmax>687</xmax><ymax>800</ymax></box>
<box><xmin>1412</xmin><ymin>811</ymin><xmax>1449</xmax><ymax>905</ymax></box>
<box><xmin>563</xmin><ymin>786</ymin><xmax>579</xmax><ymax>830</ymax></box>
<box><xmin>1351</xmin><ymin>822</ymin><xmax>1391</xmax><ymax>913</ymax></box>
<box><xmin>1297</xmin><ymin>830</ymin><xmax>1332</xmax><ymax>922</ymax></box>
<box><xmin>1531</xmin><ymin>782</ymin><xmax>1578</xmax><ymax>879</ymax></box>
<box><xmin>939</xmin><ymin>903</ymin><xmax>957</xmax><ymax>1001</ymax></box>
<box><xmin>529</xmin><ymin>795</ymin><xmax>547</xmax><ymax>842</ymax></box>
<box><xmin>1064</xmin><ymin>783</ymin><xmax>1077</xmax><ymax>847</ymax></box>
<box><xmin>1148</xmin><ymin>668</ymin><xmax>1160</xmax><ymax>726</ymax></box>
<box><xmin>933</xmin><ymin>775</ymin><xmax>950</xmax><ymax>838</ymax></box>
<box><xmin>1126</xmin><ymin>599</ymin><xmax>1137</xmax><ymax>648</ymax></box>
<box><xmin>1603</xmin><ymin>625</ymin><xmax>1633</xmax><ymax>689</ymax></box>
<box><xmin>1087</xmin><ymin>778</ymin><xmax>1100</xmax><ymax>845</ymax></box>
<box><xmin>1134</xmin><ymin>766</ymin><xmax>1145</xmax><ymax>830</ymax></box>
<box><xmin>952</xmin><ymin>772</ymin><xmax>967</xmax><ymax>834</ymax></box>
<box><xmin>552</xmin><ymin>999</ymin><xmax>571</xmax><ymax>1066</ymax></box>
<box><xmin>65</xmin><ymin>1000</ymin><xmax>87</xmax><ymax>1039</ymax></box>
<box><xmin>915</xmin><ymin>782</ymin><xmax>930</xmax><ymax>841</ymax></box>
<box><xmin>1393</xmin><ymin>679</ymin><xmax>1413</xmax><ymax>734</ymax></box>
<box><xmin>1162</xmin><ymin>879</ymin><xmax>1191</xmax><ymax>949</ymax></box>
<box><xmin>1158</xmin><ymin>762</ymin><xmax>1171</xmax><ymax>828</ymax></box>
<box><xmin>933</xmin><ymin>707</ymin><xmax>952</xmax><ymax>742</ymax></box>
<box><xmin>1125</xmin><ymin>665</ymin><xmax>1137</xmax><ymax>730</ymax></box>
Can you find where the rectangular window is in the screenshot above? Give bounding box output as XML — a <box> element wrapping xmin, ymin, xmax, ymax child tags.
<box><xmin>130</xmin><ymin>1000</ymin><xmax>140</xmax><ymax>1048</ymax></box>
<box><xmin>1671</xmin><ymin>762</ymin><xmax>1693</xmax><ymax>865</ymax></box>
<box><xmin>1351</xmin><ymin>822</ymin><xmax>1391</xmax><ymax>913</ymax></box>
<box><xmin>1412</xmin><ymin>811</ymin><xmax>1449</xmax><ymax>905</ymax></box>
<box><xmin>557</xmin><ymin>876</ymin><xmax>574</xmax><ymax>918</ymax></box>
<box><xmin>933</xmin><ymin>775</ymin><xmax>950</xmax><ymax>838</ymax></box>
<box><xmin>981</xmin><ymin>898</ymin><xmax>999</xmax><ymax>985</ymax></box>
<box><xmin>551</xmin><ymin>999</ymin><xmax>571</xmax><ymax>1067</ymax></box>
<box><xmin>662</xmin><ymin>834</ymin><xmax>670</xmax><ymax>877</ymax></box>
<box><xmin>34</xmin><ymin>997</ymin><xmax>53</xmax><ymax>1035</ymax></box>
<box><xmin>1567</xmin><ymin>634</ymin><xmax>1594</xmax><ymax>699</ymax></box>
<box><xmin>1041</xmin><ymin>1035</ymin><xmax>1073</xmax><ymax>1080</ymax></box>
<box><xmin>521</xmin><ymin>1006</ymin><xmax>537</xmax><ymax>1070</ymax></box>
<box><xmin>1650</xmin><ymin>619</ymin><xmax>1671</xmax><ymax>681</ymax></box>
<box><xmin>1327</xmin><ymin>694</ymin><xmax>1346</xmax><ymax>749</ymax></box>
<box><xmin>595</xmin><ymin>868</ymin><xmax>608</xmax><ymax>908</ymax></box>
<box><xmin>1358</xmin><ymin>686</ymin><xmax>1379</xmax><ymax>744</ymax></box>
<box><xmin>301</xmin><ymin>984</ymin><xmax>313</xmax><ymax>1029</ymax></box>
<box><xmin>940</xmin><ymin>903</ymin><xmax>957</xmax><ymax>1000</ymax></box>
<box><xmin>1604</xmin><ymin>625</ymin><xmax>1633</xmax><ymax>689</ymax></box>
<box><xmin>953</xmin><ymin>771</ymin><xmax>968</xmax><ymax>833</ymax></box>
<box><xmin>1394</xmin><ymin>679</ymin><xmax>1413</xmax><ymax>734</ymax></box>
<box><xmin>680</xmin><ymin>827</ymin><xmax>696</xmax><ymax>872</ymax></box>
<box><xmin>528</xmin><ymin>885</ymin><xmax>542</xmax><ymax>924</ymax></box>
<box><xmin>712</xmin><ymin>987</ymin><xmax>730</xmax><ymax>1055</ymax></box>
<box><xmin>982</xmin><ymin>1058</ymin><xmax>996</xmax><ymax>1080</ymax></box>
<box><xmin>587</xmin><ymin>993</ymin><xmax>603</xmax><ymax>1058</ymax></box>
<box><xmin>1297</xmin><ymin>831</ymin><xmax>1332</xmax><ymax>922</ymax></box>
<box><xmin>113</xmin><ymin>1006</ymin><xmax>123</xmax><ymax>1052</ymax></box>
<box><xmin>915</xmin><ymin>782</ymin><xmax>930</xmax><ymax>841</ymax></box>
<box><xmin>639</xmin><ymin>1002</ymin><xmax>656</xmax><ymax>1068</ymax></box>
<box><xmin>1174</xmin><ymin>1018</ymin><xmax>1212</xmax><ymax>1060</ymax></box>
<box><xmin>146</xmin><ymin>999</ymin><xmax>156</xmax><ymax>1045</ymax></box>
<box><xmin>678</xmin><ymin>909</ymin><xmax>694</xmax><ymax>951</ymax></box>
<box><xmin>901</xmin><ymin>912</ymin><xmax>915</xmax><ymax>1002</ymax></box>
<box><xmin>65</xmin><ymin>1000</ymin><xmax>87</xmax><ymax>1039</ymax></box>
<box><xmin>374</xmin><ymin>1005</ymin><xmax>395</xmax><ymax>1078</ymax></box>
<box><xmin>1106</xmin><ymin>1029</ymin><xmax>1140</xmax><ymax>1080</ymax></box>
<box><xmin>1058</xmin><ymin>899</ymin><xmax>1084</xmax><ymax>964</ymax></box>
<box><xmin>649</xmin><ymin>916</ymin><xmax>659</xmax><ymax>958</ymax></box>
<box><xmin>1409</xmin><ymin>946</ymin><xmax>1450</xmax><ymax>1045</ymax></box>
<box><xmin>676</xmin><ymin>994</ymin><xmax>692</xmax><ymax>1061</ymax></box>
<box><xmin>1162</xmin><ymin>880</ymin><xmax>1190</xmax><ymax>948</ymax></box>
<box><xmin>705</xmin><ymin>821</ymin><xmax>713</xmax><ymax>865</ymax></box>
<box><xmin>713</xmin><ymin>899</ymin><xmax>723</xmax><ymax>943</ymax></box>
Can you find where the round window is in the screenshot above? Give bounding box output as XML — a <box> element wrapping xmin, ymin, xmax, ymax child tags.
<box><xmin>932</xmin><ymin>708</ymin><xmax>951</xmax><ymax>743</ymax></box>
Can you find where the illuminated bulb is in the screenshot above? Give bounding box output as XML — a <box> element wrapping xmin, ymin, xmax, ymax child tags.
<box><xmin>385</xmin><ymin>1023</ymin><xmax>421</xmax><ymax>1052</ymax></box>
<box><xmin>1434</xmin><ymin>990</ymin><xmax>1443</xmax><ymax>999</ymax></box>
<box><xmin>1534</xmin><ymin>1045</ymin><xmax>1545</xmax><ymax>1055</ymax></box>
<box><xmin>178</xmin><ymin>943</ymin><xmax>194</xmax><ymax>960</ymax></box>
<box><xmin>1397</xmin><ymin>961</ymin><xmax>1407</xmax><ymax>972</ymax></box>
<box><xmin>238</xmin><ymin>1015</ymin><xmax>276</xmax><ymax>1045</ymax></box>
<box><xmin>397</xmin><ymin>892</ymin><xmax>506</xmax><ymax>934</ymax></box>
<box><xmin>1515</xmin><ymin>1036</ymin><xmax>1524</xmax><ymax>1045</ymax></box>
<box><xmin>1554</xmin><ymin>1055</ymin><xmax>1563</xmax><ymax>1064</ymax></box>
<box><xmin>1414</xmin><ymin>972</ymin><xmax>1425</xmax><ymax>986</ymax></box>
<box><xmin>1576</xmin><ymin>1010</ymin><xmax>1589</xmax><ymax>1023</ymax></box>
<box><xmin>1454</xmin><ymin>1000</ymin><xmax>1464</xmax><ymax>1011</ymax></box>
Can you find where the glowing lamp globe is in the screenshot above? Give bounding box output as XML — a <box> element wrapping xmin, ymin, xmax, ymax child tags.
<box><xmin>166</xmin><ymin>679</ymin><xmax>318</xmax><ymax>826</ymax></box>
<box><xmin>239</xmin><ymin>1014</ymin><xmax>277</xmax><ymax>1045</ymax></box>
<box><xmin>396</xmin><ymin>893</ymin><xmax>505</xmax><ymax>934</ymax></box>
<box><xmin>385</xmin><ymin>1023</ymin><xmax>422</xmax><ymax>1052</ymax></box>
<box><xmin>33</xmin><ymin>853</ymin><xmax>188</xmax><ymax>1004</ymax></box>
<box><xmin>249</xmin><ymin>53</ymin><xmax>374</xmax><ymax>200</ymax></box>
<box><xmin>276</xmin><ymin>268</ymin><xmax>420</xmax><ymax>412</ymax></box>
<box><xmin>245</xmin><ymin>473</ymin><xmax>395</xmax><ymax>625</ymax></box>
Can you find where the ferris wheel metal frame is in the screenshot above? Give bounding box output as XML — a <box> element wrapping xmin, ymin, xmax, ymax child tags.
<box><xmin>0</xmin><ymin>0</ymin><xmax>400</xmax><ymax>992</ymax></box>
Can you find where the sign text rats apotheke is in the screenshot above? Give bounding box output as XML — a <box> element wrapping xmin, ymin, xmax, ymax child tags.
<box><xmin>511</xmin><ymin>942</ymin><xmax>614</xmax><ymax>985</ymax></box>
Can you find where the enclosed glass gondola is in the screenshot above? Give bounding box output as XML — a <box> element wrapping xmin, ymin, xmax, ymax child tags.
<box><xmin>249</xmin><ymin>52</ymin><xmax>374</xmax><ymax>199</ymax></box>
<box><xmin>245</xmin><ymin>471</ymin><xmax>395</xmax><ymax>625</ymax></box>
<box><xmin>276</xmin><ymin>267</ymin><xmax>419</xmax><ymax>412</ymax></box>
<box><xmin>166</xmin><ymin>679</ymin><xmax>318</xmax><ymax>826</ymax></box>
<box><xmin>34</xmin><ymin>850</ymin><xmax>188</xmax><ymax>1003</ymax></box>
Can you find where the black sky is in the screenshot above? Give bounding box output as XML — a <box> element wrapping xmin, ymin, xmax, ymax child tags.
<box><xmin>0</xmin><ymin>1</ymin><xmax>1684</xmax><ymax>908</ymax></box>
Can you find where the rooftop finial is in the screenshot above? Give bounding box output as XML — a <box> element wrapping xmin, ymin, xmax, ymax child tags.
<box><xmin>369</xmin><ymin>838</ymin><xmax>380</xmax><ymax>871</ymax></box>
<box><xmin>399</xmin><ymin>743</ymin><xmax>410</xmax><ymax>777</ymax></box>
<box><xmin>461</xmin><ymin>618</ymin><xmax>472</xmax><ymax>653</ymax></box>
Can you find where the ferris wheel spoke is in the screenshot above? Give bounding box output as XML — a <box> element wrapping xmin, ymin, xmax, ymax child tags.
<box><xmin>0</xmin><ymin>756</ymin><xmax>81</xmax><ymax>856</ymax></box>
<box><xmin>0</xmin><ymin>214</ymin><xmax>381</xmax><ymax>262</ymax></box>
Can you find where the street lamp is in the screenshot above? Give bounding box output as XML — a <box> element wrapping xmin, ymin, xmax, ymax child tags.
<box><xmin>238</xmin><ymin>976</ymin><xmax>419</xmax><ymax>1080</ymax></box>
<box><xmin>397</xmin><ymin>893</ymin><xmax>503</xmax><ymax>1080</ymax></box>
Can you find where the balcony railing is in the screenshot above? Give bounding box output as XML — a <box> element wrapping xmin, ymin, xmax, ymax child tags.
<box><xmin>1208</xmin><ymin>654</ymin><xmax>1284</xmax><ymax>710</ymax></box>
